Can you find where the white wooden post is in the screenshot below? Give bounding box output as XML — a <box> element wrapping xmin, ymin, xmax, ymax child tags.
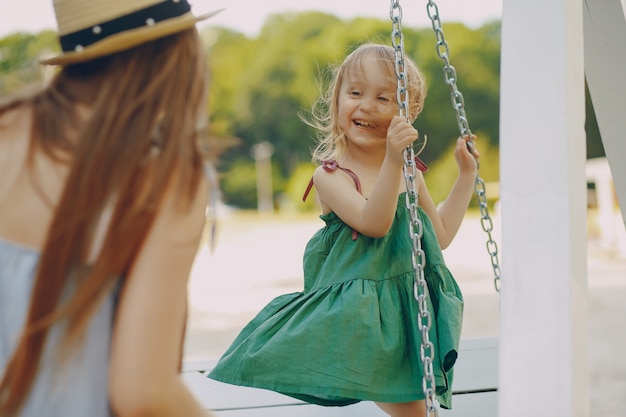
<box><xmin>499</xmin><ymin>0</ymin><xmax>589</xmax><ymax>416</ymax></box>
<box><xmin>583</xmin><ymin>0</ymin><xmax>626</xmax><ymax>223</ymax></box>
<box><xmin>251</xmin><ymin>141</ymin><xmax>274</xmax><ymax>213</ymax></box>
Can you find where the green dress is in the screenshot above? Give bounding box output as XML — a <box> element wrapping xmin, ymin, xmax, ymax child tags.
<box><xmin>208</xmin><ymin>193</ymin><xmax>463</xmax><ymax>409</ymax></box>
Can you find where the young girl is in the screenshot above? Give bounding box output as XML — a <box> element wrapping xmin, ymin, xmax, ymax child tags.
<box><xmin>208</xmin><ymin>43</ymin><xmax>479</xmax><ymax>417</ymax></box>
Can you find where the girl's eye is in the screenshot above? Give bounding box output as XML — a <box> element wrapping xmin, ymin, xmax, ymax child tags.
<box><xmin>349</xmin><ymin>90</ymin><xmax>361</xmax><ymax>96</ymax></box>
<box><xmin>378</xmin><ymin>96</ymin><xmax>390</xmax><ymax>102</ymax></box>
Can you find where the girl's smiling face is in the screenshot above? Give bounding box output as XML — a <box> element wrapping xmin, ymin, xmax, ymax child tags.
<box><xmin>337</xmin><ymin>53</ymin><xmax>398</xmax><ymax>148</ymax></box>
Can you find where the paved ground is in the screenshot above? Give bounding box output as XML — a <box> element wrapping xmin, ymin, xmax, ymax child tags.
<box><xmin>184</xmin><ymin>210</ymin><xmax>626</xmax><ymax>417</ymax></box>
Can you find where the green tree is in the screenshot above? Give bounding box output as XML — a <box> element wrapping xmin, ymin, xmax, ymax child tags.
<box><xmin>0</xmin><ymin>30</ymin><xmax>58</xmax><ymax>94</ymax></box>
<box><xmin>3</xmin><ymin>15</ymin><xmax>605</xmax><ymax>210</ymax></box>
<box><xmin>424</xmin><ymin>132</ymin><xmax>500</xmax><ymax>208</ymax></box>
<box><xmin>204</xmin><ymin>16</ymin><xmax>505</xmax><ymax>208</ymax></box>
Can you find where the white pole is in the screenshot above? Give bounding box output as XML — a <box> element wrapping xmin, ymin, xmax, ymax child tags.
<box><xmin>252</xmin><ymin>141</ymin><xmax>274</xmax><ymax>213</ymax></box>
<box><xmin>499</xmin><ymin>0</ymin><xmax>589</xmax><ymax>416</ymax></box>
<box><xmin>583</xmin><ymin>0</ymin><xmax>626</xmax><ymax>223</ymax></box>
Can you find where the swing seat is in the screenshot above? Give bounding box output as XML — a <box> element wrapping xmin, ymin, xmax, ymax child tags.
<box><xmin>182</xmin><ymin>337</ymin><xmax>498</xmax><ymax>416</ymax></box>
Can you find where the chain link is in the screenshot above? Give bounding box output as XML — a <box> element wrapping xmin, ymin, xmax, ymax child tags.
<box><xmin>425</xmin><ymin>0</ymin><xmax>502</xmax><ymax>292</ymax></box>
<box><xmin>391</xmin><ymin>1</ymin><xmax>439</xmax><ymax>415</ymax></box>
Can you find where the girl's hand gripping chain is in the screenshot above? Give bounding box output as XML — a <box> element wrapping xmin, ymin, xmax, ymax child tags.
<box><xmin>386</xmin><ymin>115</ymin><xmax>419</xmax><ymax>165</ymax></box>
<box><xmin>455</xmin><ymin>134</ymin><xmax>480</xmax><ymax>175</ymax></box>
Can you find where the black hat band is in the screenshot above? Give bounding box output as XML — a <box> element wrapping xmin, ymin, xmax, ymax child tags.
<box><xmin>59</xmin><ymin>0</ymin><xmax>192</xmax><ymax>52</ymax></box>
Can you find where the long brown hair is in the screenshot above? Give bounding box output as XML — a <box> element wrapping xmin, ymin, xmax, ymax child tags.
<box><xmin>0</xmin><ymin>28</ymin><xmax>208</xmax><ymax>415</ymax></box>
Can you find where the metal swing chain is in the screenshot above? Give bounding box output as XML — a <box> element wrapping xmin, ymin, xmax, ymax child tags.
<box><xmin>390</xmin><ymin>2</ymin><xmax>439</xmax><ymax>416</ymax></box>
<box><xmin>425</xmin><ymin>0</ymin><xmax>502</xmax><ymax>292</ymax></box>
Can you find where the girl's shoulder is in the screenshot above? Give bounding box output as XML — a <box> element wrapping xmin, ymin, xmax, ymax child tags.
<box><xmin>309</xmin><ymin>161</ymin><xmax>363</xmax><ymax>217</ymax></box>
<box><xmin>313</xmin><ymin>161</ymin><xmax>361</xmax><ymax>189</ymax></box>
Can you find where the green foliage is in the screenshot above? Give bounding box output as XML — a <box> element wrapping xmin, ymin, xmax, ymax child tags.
<box><xmin>413</xmin><ymin>22</ymin><xmax>501</xmax><ymax>163</ymax></box>
<box><xmin>0</xmin><ymin>30</ymin><xmax>58</xmax><ymax>94</ymax></box>
<box><xmin>0</xmin><ymin>13</ymin><xmax>605</xmax><ymax>211</ymax></box>
<box><xmin>210</xmin><ymin>16</ymin><xmax>505</xmax><ymax>178</ymax></box>
<box><xmin>218</xmin><ymin>158</ymin><xmax>286</xmax><ymax>210</ymax></box>
<box><xmin>424</xmin><ymin>133</ymin><xmax>500</xmax><ymax>207</ymax></box>
<box><xmin>203</xmin><ymin>28</ymin><xmax>252</xmax><ymax>136</ymax></box>
<box><xmin>219</xmin><ymin>159</ymin><xmax>258</xmax><ymax>208</ymax></box>
<box><xmin>585</xmin><ymin>82</ymin><xmax>605</xmax><ymax>159</ymax></box>
<box><xmin>202</xmin><ymin>13</ymin><xmax>506</xmax><ymax>208</ymax></box>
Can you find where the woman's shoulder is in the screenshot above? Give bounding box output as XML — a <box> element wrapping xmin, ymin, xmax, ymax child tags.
<box><xmin>0</xmin><ymin>103</ymin><xmax>32</xmax><ymax>133</ymax></box>
<box><xmin>0</xmin><ymin>105</ymin><xmax>32</xmax><ymax>194</ymax></box>
<box><xmin>0</xmin><ymin>104</ymin><xmax>32</xmax><ymax>159</ymax></box>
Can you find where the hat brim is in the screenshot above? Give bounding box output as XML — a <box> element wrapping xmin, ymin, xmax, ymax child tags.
<box><xmin>40</xmin><ymin>8</ymin><xmax>223</xmax><ymax>66</ymax></box>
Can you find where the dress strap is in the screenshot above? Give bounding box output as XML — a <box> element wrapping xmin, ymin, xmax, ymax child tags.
<box><xmin>414</xmin><ymin>156</ymin><xmax>429</xmax><ymax>172</ymax></box>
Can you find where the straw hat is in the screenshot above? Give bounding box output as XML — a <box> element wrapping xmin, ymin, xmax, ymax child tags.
<box><xmin>41</xmin><ymin>0</ymin><xmax>223</xmax><ymax>65</ymax></box>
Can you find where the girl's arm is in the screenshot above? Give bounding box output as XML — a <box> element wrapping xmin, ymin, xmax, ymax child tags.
<box><xmin>314</xmin><ymin>116</ymin><xmax>418</xmax><ymax>238</ymax></box>
<box><xmin>417</xmin><ymin>136</ymin><xmax>479</xmax><ymax>249</ymax></box>
<box><xmin>108</xmin><ymin>174</ymin><xmax>216</xmax><ymax>417</ymax></box>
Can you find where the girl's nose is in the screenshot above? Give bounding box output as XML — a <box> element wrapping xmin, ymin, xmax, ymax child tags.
<box><xmin>359</xmin><ymin>97</ymin><xmax>376</xmax><ymax>112</ymax></box>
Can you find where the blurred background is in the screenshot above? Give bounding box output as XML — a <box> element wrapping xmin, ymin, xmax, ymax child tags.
<box><xmin>1</xmin><ymin>2</ymin><xmax>624</xmax><ymax>415</ymax></box>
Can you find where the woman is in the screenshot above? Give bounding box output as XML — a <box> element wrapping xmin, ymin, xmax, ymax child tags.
<box><xmin>0</xmin><ymin>1</ymin><xmax>221</xmax><ymax>416</ymax></box>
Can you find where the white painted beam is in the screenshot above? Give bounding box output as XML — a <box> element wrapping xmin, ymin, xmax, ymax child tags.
<box><xmin>499</xmin><ymin>0</ymin><xmax>589</xmax><ymax>416</ymax></box>
<box><xmin>584</xmin><ymin>0</ymin><xmax>626</xmax><ymax>224</ymax></box>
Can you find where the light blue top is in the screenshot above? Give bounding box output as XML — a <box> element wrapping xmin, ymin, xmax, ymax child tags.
<box><xmin>0</xmin><ymin>238</ymin><xmax>115</xmax><ymax>417</ymax></box>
